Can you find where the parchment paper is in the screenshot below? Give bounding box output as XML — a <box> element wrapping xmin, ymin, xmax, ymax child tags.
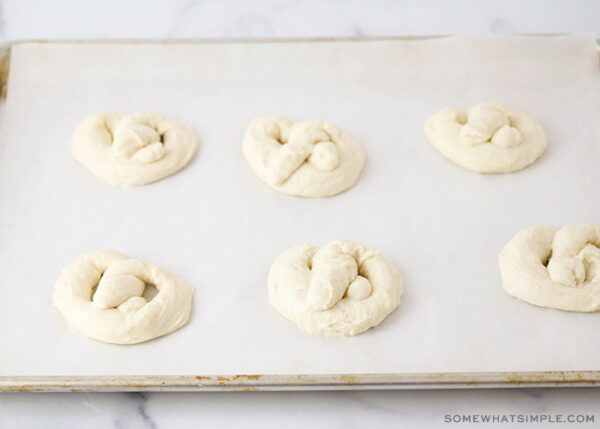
<box><xmin>1</xmin><ymin>35</ymin><xmax>599</xmax><ymax>376</ymax></box>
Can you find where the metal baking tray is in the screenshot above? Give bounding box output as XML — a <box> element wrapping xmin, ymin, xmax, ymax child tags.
<box><xmin>0</xmin><ymin>36</ymin><xmax>599</xmax><ymax>392</ymax></box>
<box><xmin>2</xmin><ymin>372</ymin><xmax>600</xmax><ymax>392</ymax></box>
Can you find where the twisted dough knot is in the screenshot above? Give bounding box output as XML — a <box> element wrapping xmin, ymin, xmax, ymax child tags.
<box><xmin>499</xmin><ymin>224</ymin><xmax>600</xmax><ymax>312</ymax></box>
<box><xmin>268</xmin><ymin>241</ymin><xmax>403</xmax><ymax>337</ymax></box>
<box><xmin>53</xmin><ymin>251</ymin><xmax>194</xmax><ymax>344</ymax></box>
<box><xmin>264</xmin><ymin>119</ymin><xmax>340</xmax><ymax>186</ymax></box>
<box><xmin>111</xmin><ymin>114</ymin><xmax>167</xmax><ymax>164</ymax></box>
<box><xmin>546</xmin><ymin>224</ymin><xmax>600</xmax><ymax>287</ymax></box>
<box><xmin>459</xmin><ymin>104</ymin><xmax>522</xmax><ymax>148</ymax></box>
<box><xmin>72</xmin><ymin>112</ymin><xmax>198</xmax><ymax>185</ymax></box>
<box><xmin>91</xmin><ymin>259</ymin><xmax>157</xmax><ymax>312</ymax></box>
<box><xmin>242</xmin><ymin>117</ymin><xmax>365</xmax><ymax>197</ymax></box>
<box><xmin>308</xmin><ymin>242</ymin><xmax>374</xmax><ymax>311</ymax></box>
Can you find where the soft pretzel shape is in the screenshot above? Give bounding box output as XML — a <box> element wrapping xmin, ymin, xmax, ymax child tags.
<box><xmin>242</xmin><ymin>117</ymin><xmax>365</xmax><ymax>197</ymax></box>
<box><xmin>424</xmin><ymin>103</ymin><xmax>547</xmax><ymax>173</ymax></box>
<box><xmin>499</xmin><ymin>224</ymin><xmax>600</xmax><ymax>312</ymax></box>
<box><xmin>73</xmin><ymin>112</ymin><xmax>198</xmax><ymax>185</ymax></box>
<box><xmin>268</xmin><ymin>241</ymin><xmax>403</xmax><ymax>337</ymax></box>
<box><xmin>53</xmin><ymin>250</ymin><xmax>194</xmax><ymax>344</ymax></box>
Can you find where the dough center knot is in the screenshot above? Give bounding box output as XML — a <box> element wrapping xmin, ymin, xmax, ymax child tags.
<box><xmin>547</xmin><ymin>225</ymin><xmax>600</xmax><ymax>287</ymax></box>
<box><xmin>266</xmin><ymin>122</ymin><xmax>340</xmax><ymax>186</ymax></box>
<box><xmin>459</xmin><ymin>105</ymin><xmax>522</xmax><ymax>148</ymax></box>
<box><xmin>307</xmin><ymin>244</ymin><xmax>373</xmax><ymax>311</ymax></box>
<box><xmin>91</xmin><ymin>260</ymin><xmax>151</xmax><ymax>312</ymax></box>
<box><xmin>111</xmin><ymin>115</ymin><xmax>166</xmax><ymax>164</ymax></box>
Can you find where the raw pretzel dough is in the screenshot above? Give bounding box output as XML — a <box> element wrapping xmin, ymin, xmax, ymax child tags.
<box><xmin>53</xmin><ymin>250</ymin><xmax>194</xmax><ymax>344</ymax></box>
<box><xmin>499</xmin><ymin>224</ymin><xmax>600</xmax><ymax>312</ymax></box>
<box><xmin>242</xmin><ymin>117</ymin><xmax>365</xmax><ymax>197</ymax></box>
<box><xmin>424</xmin><ymin>103</ymin><xmax>547</xmax><ymax>173</ymax></box>
<box><xmin>268</xmin><ymin>241</ymin><xmax>403</xmax><ymax>337</ymax></box>
<box><xmin>73</xmin><ymin>112</ymin><xmax>198</xmax><ymax>185</ymax></box>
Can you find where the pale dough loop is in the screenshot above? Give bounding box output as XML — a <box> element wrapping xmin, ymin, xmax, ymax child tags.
<box><xmin>268</xmin><ymin>241</ymin><xmax>403</xmax><ymax>337</ymax></box>
<box><xmin>242</xmin><ymin>117</ymin><xmax>365</xmax><ymax>197</ymax></box>
<box><xmin>499</xmin><ymin>224</ymin><xmax>600</xmax><ymax>312</ymax></box>
<box><xmin>73</xmin><ymin>112</ymin><xmax>198</xmax><ymax>185</ymax></box>
<box><xmin>53</xmin><ymin>250</ymin><xmax>194</xmax><ymax>344</ymax></box>
<box><xmin>424</xmin><ymin>103</ymin><xmax>547</xmax><ymax>173</ymax></box>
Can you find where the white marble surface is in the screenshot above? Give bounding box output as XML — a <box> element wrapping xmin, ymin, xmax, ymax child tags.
<box><xmin>1</xmin><ymin>388</ymin><xmax>600</xmax><ymax>428</ymax></box>
<box><xmin>1</xmin><ymin>1</ymin><xmax>599</xmax><ymax>428</ymax></box>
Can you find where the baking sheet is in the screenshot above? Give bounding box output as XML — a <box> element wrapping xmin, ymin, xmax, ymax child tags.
<box><xmin>0</xmin><ymin>35</ymin><xmax>599</xmax><ymax>377</ymax></box>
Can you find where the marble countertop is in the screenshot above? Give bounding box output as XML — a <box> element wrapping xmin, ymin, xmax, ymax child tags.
<box><xmin>1</xmin><ymin>1</ymin><xmax>599</xmax><ymax>428</ymax></box>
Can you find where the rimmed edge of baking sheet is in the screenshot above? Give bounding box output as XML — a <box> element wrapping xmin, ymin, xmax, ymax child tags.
<box><xmin>1</xmin><ymin>371</ymin><xmax>599</xmax><ymax>392</ymax></box>
<box><xmin>0</xmin><ymin>36</ymin><xmax>599</xmax><ymax>392</ymax></box>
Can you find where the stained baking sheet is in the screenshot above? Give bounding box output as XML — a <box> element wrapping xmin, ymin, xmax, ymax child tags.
<box><xmin>0</xmin><ymin>34</ymin><xmax>599</xmax><ymax>379</ymax></box>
